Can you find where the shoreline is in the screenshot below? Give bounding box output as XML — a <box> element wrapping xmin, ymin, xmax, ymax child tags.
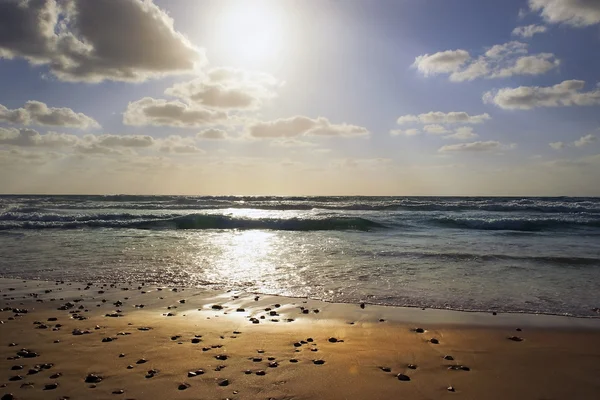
<box><xmin>2</xmin><ymin>278</ymin><xmax>600</xmax><ymax>399</ymax></box>
<box><xmin>2</xmin><ymin>277</ymin><xmax>599</xmax><ymax>329</ymax></box>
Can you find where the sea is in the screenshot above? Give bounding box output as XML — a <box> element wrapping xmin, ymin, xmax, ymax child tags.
<box><xmin>1</xmin><ymin>195</ymin><xmax>599</xmax><ymax>317</ymax></box>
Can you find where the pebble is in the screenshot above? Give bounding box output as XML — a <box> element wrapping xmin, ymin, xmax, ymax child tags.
<box><xmin>8</xmin><ymin>376</ymin><xmax>23</xmax><ymax>381</ymax></box>
<box><xmin>136</xmin><ymin>358</ymin><xmax>147</xmax><ymax>364</ymax></box>
<box><xmin>178</xmin><ymin>383</ymin><xmax>190</xmax><ymax>390</ymax></box>
<box><xmin>11</xmin><ymin>365</ymin><xmax>23</xmax><ymax>370</ymax></box>
<box><xmin>414</xmin><ymin>328</ymin><xmax>425</xmax><ymax>333</ymax></box>
<box><xmin>112</xmin><ymin>389</ymin><xmax>124</xmax><ymax>394</ymax></box>
<box><xmin>328</xmin><ymin>337</ymin><xmax>340</xmax><ymax>343</ymax></box>
<box><xmin>430</xmin><ymin>338</ymin><xmax>439</xmax><ymax>344</ymax></box>
<box><xmin>443</xmin><ymin>355</ymin><xmax>454</xmax><ymax>360</ymax></box>
<box><xmin>407</xmin><ymin>364</ymin><xmax>417</xmax><ymax>369</ymax></box>
<box><xmin>215</xmin><ymin>354</ymin><xmax>228</xmax><ymax>360</ymax></box>
<box><xmin>380</xmin><ymin>366</ymin><xmax>391</xmax><ymax>372</ymax></box>
<box><xmin>119</xmin><ymin>353</ymin><xmax>125</xmax><ymax>358</ymax></box>
<box><xmin>85</xmin><ymin>374</ymin><xmax>103</xmax><ymax>383</ymax></box>
<box><xmin>218</xmin><ymin>379</ymin><xmax>230</xmax><ymax>386</ymax></box>
<box><xmin>289</xmin><ymin>359</ymin><xmax>299</xmax><ymax>363</ymax></box>
<box><xmin>397</xmin><ymin>373</ymin><xmax>410</xmax><ymax>381</ymax></box>
<box><xmin>360</xmin><ymin>302</ymin><xmax>365</xmax><ymax>309</ymax></box>
<box><xmin>268</xmin><ymin>361</ymin><xmax>278</xmax><ymax>368</ymax></box>
<box><xmin>256</xmin><ymin>370</ymin><xmax>266</xmax><ymax>376</ymax></box>
<box><xmin>313</xmin><ymin>359</ymin><xmax>325</xmax><ymax>365</ymax></box>
<box><xmin>447</xmin><ymin>386</ymin><xmax>456</xmax><ymax>392</ymax></box>
<box><xmin>508</xmin><ymin>336</ymin><xmax>523</xmax><ymax>342</ymax></box>
<box><xmin>44</xmin><ymin>383</ymin><xmax>59</xmax><ymax>390</ymax></box>
<box><xmin>211</xmin><ymin>305</ymin><xmax>223</xmax><ymax>310</ymax></box>
<box><xmin>191</xmin><ymin>338</ymin><xmax>201</xmax><ymax>343</ymax></box>
<box><xmin>50</xmin><ymin>373</ymin><xmax>62</xmax><ymax>379</ymax></box>
<box><xmin>1</xmin><ymin>394</ymin><xmax>14</xmax><ymax>400</ymax></box>
<box><xmin>244</xmin><ymin>370</ymin><xmax>252</xmax><ymax>374</ymax></box>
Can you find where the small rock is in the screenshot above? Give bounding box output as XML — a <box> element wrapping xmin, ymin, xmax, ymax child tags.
<box><xmin>414</xmin><ymin>328</ymin><xmax>424</xmax><ymax>333</ymax></box>
<box><xmin>328</xmin><ymin>337</ymin><xmax>339</xmax><ymax>343</ymax></box>
<box><xmin>447</xmin><ymin>386</ymin><xmax>456</xmax><ymax>392</ymax></box>
<box><xmin>313</xmin><ymin>359</ymin><xmax>325</xmax><ymax>365</ymax></box>
<box><xmin>380</xmin><ymin>366</ymin><xmax>391</xmax><ymax>372</ymax></box>
<box><xmin>136</xmin><ymin>358</ymin><xmax>147</xmax><ymax>364</ymax></box>
<box><xmin>85</xmin><ymin>374</ymin><xmax>102</xmax><ymax>383</ymax></box>
<box><xmin>268</xmin><ymin>361</ymin><xmax>278</xmax><ymax>368</ymax></box>
<box><xmin>211</xmin><ymin>305</ymin><xmax>223</xmax><ymax>310</ymax></box>
<box><xmin>244</xmin><ymin>370</ymin><xmax>252</xmax><ymax>374</ymax></box>
<box><xmin>407</xmin><ymin>364</ymin><xmax>417</xmax><ymax>369</ymax></box>
<box><xmin>443</xmin><ymin>355</ymin><xmax>454</xmax><ymax>360</ymax></box>
<box><xmin>289</xmin><ymin>359</ymin><xmax>298</xmax><ymax>363</ymax></box>
<box><xmin>360</xmin><ymin>303</ymin><xmax>365</xmax><ymax>309</ymax></box>
<box><xmin>44</xmin><ymin>382</ymin><xmax>59</xmax><ymax>390</ymax></box>
<box><xmin>50</xmin><ymin>373</ymin><xmax>62</xmax><ymax>379</ymax></box>
<box><xmin>215</xmin><ymin>354</ymin><xmax>228</xmax><ymax>360</ymax></box>
<box><xmin>508</xmin><ymin>336</ymin><xmax>523</xmax><ymax>342</ymax></box>
<box><xmin>255</xmin><ymin>370</ymin><xmax>266</xmax><ymax>376</ymax></box>
<box><xmin>430</xmin><ymin>338</ymin><xmax>439</xmax><ymax>344</ymax></box>
<box><xmin>397</xmin><ymin>373</ymin><xmax>410</xmax><ymax>381</ymax></box>
<box><xmin>187</xmin><ymin>371</ymin><xmax>197</xmax><ymax>377</ymax></box>
<box><xmin>178</xmin><ymin>383</ymin><xmax>190</xmax><ymax>390</ymax></box>
<box><xmin>217</xmin><ymin>379</ymin><xmax>229</xmax><ymax>386</ymax></box>
<box><xmin>191</xmin><ymin>338</ymin><xmax>201</xmax><ymax>344</ymax></box>
<box><xmin>8</xmin><ymin>376</ymin><xmax>23</xmax><ymax>381</ymax></box>
<box><xmin>11</xmin><ymin>365</ymin><xmax>23</xmax><ymax>370</ymax></box>
<box><xmin>112</xmin><ymin>389</ymin><xmax>124</xmax><ymax>394</ymax></box>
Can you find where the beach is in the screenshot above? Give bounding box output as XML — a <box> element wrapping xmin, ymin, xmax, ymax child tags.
<box><xmin>2</xmin><ymin>278</ymin><xmax>600</xmax><ymax>400</ymax></box>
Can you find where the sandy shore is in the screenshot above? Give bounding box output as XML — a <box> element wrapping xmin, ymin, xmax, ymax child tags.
<box><xmin>1</xmin><ymin>278</ymin><xmax>600</xmax><ymax>400</ymax></box>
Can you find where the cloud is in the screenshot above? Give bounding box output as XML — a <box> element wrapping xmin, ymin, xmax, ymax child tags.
<box><xmin>197</xmin><ymin>129</ymin><xmax>228</xmax><ymax>140</ymax></box>
<box><xmin>444</xmin><ymin>127</ymin><xmax>479</xmax><ymax>140</ymax></box>
<box><xmin>438</xmin><ymin>141</ymin><xmax>514</xmax><ymax>152</ymax></box>
<box><xmin>0</xmin><ymin>0</ymin><xmax>202</xmax><ymax>82</ymax></box>
<box><xmin>529</xmin><ymin>0</ymin><xmax>600</xmax><ymax>27</ymax></box>
<box><xmin>248</xmin><ymin>116</ymin><xmax>370</xmax><ymax>138</ymax></box>
<box><xmin>483</xmin><ymin>80</ymin><xmax>600</xmax><ymax>109</ymax></box>
<box><xmin>413</xmin><ymin>41</ymin><xmax>559</xmax><ymax>82</ymax></box>
<box><xmin>123</xmin><ymin>97</ymin><xmax>228</xmax><ymax>127</ymax></box>
<box><xmin>86</xmin><ymin>134</ymin><xmax>155</xmax><ymax>148</ymax></box>
<box><xmin>0</xmin><ymin>101</ymin><xmax>99</xmax><ymax>128</ymax></box>
<box><xmin>165</xmin><ymin>68</ymin><xmax>280</xmax><ymax>110</ymax></box>
<box><xmin>390</xmin><ymin>128</ymin><xmax>420</xmax><ymax>136</ymax></box>
<box><xmin>412</xmin><ymin>50</ymin><xmax>471</xmax><ymax>76</ymax></box>
<box><xmin>0</xmin><ymin>127</ymin><xmax>78</xmax><ymax>147</ymax></box>
<box><xmin>512</xmin><ymin>24</ymin><xmax>548</xmax><ymax>38</ymax></box>
<box><xmin>549</xmin><ymin>141</ymin><xmax>565</xmax><ymax>149</ymax></box>
<box><xmin>423</xmin><ymin>124</ymin><xmax>449</xmax><ymax>134</ymax></box>
<box><xmin>157</xmin><ymin>135</ymin><xmax>205</xmax><ymax>154</ymax></box>
<box><xmin>396</xmin><ymin>111</ymin><xmax>491</xmax><ymax>125</ymax></box>
<box><xmin>573</xmin><ymin>134</ymin><xmax>597</xmax><ymax>147</ymax></box>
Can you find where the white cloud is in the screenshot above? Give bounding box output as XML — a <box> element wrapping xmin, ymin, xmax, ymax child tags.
<box><xmin>123</xmin><ymin>97</ymin><xmax>228</xmax><ymax>127</ymax></box>
<box><xmin>444</xmin><ymin>127</ymin><xmax>479</xmax><ymax>140</ymax></box>
<box><xmin>197</xmin><ymin>129</ymin><xmax>228</xmax><ymax>140</ymax></box>
<box><xmin>483</xmin><ymin>80</ymin><xmax>600</xmax><ymax>109</ymax></box>
<box><xmin>512</xmin><ymin>24</ymin><xmax>548</xmax><ymax>38</ymax></box>
<box><xmin>423</xmin><ymin>124</ymin><xmax>449</xmax><ymax>134</ymax></box>
<box><xmin>249</xmin><ymin>116</ymin><xmax>370</xmax><ymax>138</ymax></box>
<box><xmin>164</xmin><ymin>68</ymin><xmax>280</xmax><ymax>110</ymax></box>
<box><xmin>0</xmin><ymin>0</ymin><xmax>202</xmax><ymax>82</ymax></box>
<box><xmin>86</xmin><ymin>134</ymin><xmax>155</xmax><ymax>148</ymax></box>
<box><xmin>390</xmin><ymin>128</ymin><xmax>420</xmax><ymax>136</ymax></box>
<box><xmin>573</xmin><ymin>134</ymin><xmax>597</xmax><ymax>147</ymax></box>
<box><xmin>414</xmin><ymin>41</ymin><xmax>559</xmax><ymax>82</ymax></box>
<box><xmin>529</xmin><ymin>0</ymin><xmax>600</xmax><ymax>27</ymax></box>
<box><xmin>549</xmin><ymin>141</ymin><xmax>565</xmax><ymax>149</ymax></box>
<box><xmin>412</xmin><ymin>50</ymin><xmax>471</xmax><ymax>76</ymax></box>
<box><xmin>438</xmin><ymin>141</ymin><xmax>515</xmax><ymax>152</ymax></box>
<box><xmin>0</xmin><ymin>101</ymin><xmax>99</xmax><ymax>128</ymax></box>
<box><xmin>396</xmin><ymin>111</ymin><xmax>491</xmax><ymax>125</ymax></box>
<box><xmin>0</xmin><ymin>127</ymin><xmax>78</xmax><ymax>147</ymax></box>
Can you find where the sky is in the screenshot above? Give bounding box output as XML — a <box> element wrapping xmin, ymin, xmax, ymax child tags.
<box><xmin>1</xmin><ymin>0</ymin><xmax>600</xmax><ymax>196</ymax></box>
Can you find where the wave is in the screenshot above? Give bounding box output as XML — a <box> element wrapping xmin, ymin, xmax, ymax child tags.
<box><xmin>0</xmin><ymin>213</ymin><xmax>386</xmax><ymax>232</ymax></box>
<box><xmin>432</xmin><ymin>217</ymin><xmax>600</xmax><ymax>231</ymax></box>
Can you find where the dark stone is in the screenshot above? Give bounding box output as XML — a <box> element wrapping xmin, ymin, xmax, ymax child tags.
<box><xmin>244</xmin><ymin>370</ymin><xmax>252</xmax><ymax>374</ymax></box>
<box><xmin>187</xmin><ymin>371</ymin><xmax>196</xmax><ymax>377</ymax></box>
<box><xmin>84</xmin><ymin>374</ymin><xmax>102</xmax><ymax>383</ymax></box>
<box><xmin>508</xmin><ymin>336</ymin><xmax>523</xmax><ymax>342</ymax></box>
<box><xmin>171</xmin><ymin>335</ymin><xmax>181</xmax><ymax>341</ymax></box>
<box><xmin>306</xmin><ymin>338</ymin><xmax>314</xmax><ymax>342</ymax></box>
<box><xmin>44</xmin><ymin>383</ymin><xmax>59</xmax><ymax>390</ymax></box>
<box><xmin>217</xmin><ymin>379</ymin><xmax>229</xmax><ymax>386</ymax></box>
<box><xmin>11</xmin><ymin>365</ymin><xmax>23</xmax><ymax>370</ymax></box>
<box><xmin>268</xmin><ymin>361</ymin><xmax>278</xmax><ymax>368</ymax></box>
<box><xmin>302</xmin><ymin>309</ymin><xmax>309</xmax><ymax>314</ymax></box>
<box><xmin>397</xmin><ymin>373</ymin><xmax>411</xmax><ymax>381</ymax></box>
<box><xmin>430</xmin><ymin>338</ymin><xmax>439</xmax><ymax>344</ymax></box>
<box><xmin>215</xmin><ymin>354</ymin><xmax>228</xmax><ymax>360</ymax></box>
<box><xmin>443</xmin><ymin>355</ymin><xmax>454</xmax><ymax>360</ymax></box>
<box><xmin>414</xmin><ymin>328</ymin><xmax>424</xmax><ymax>333</ymax></box>
<box><xmin>50</xmin><ymin>373</ymin><xmax>62</xmax><ymax>379</ymax></box>
<box><xmin>102</xmin><ymin>337</ymin><xmax>115</xmax><ymax>342</ymax></box>
<box><xmin>360</xmin><ymin>303</ymin><xmax>365</xmax><ymax>309</ymax></box>
<box><xmin>178</xmin><ymin>383</ymin><xmax>190</xmax><ymax>390</ymax></box>
<box><xmin>1</xmin><ymin>394</ymin><xmax>14</xmax><ymax>400</ymax></box>
<box><xmin>191</xmin><ymin>338</ymin><xmax>201</xmax><ymax>344</ymax></box>
<box><xmin>211</xmin><ymin>305</ymin><xmax>223</xmax><ymax>310</ymax></box>
<box><xmin>236</xmin><ymin>308</ymin><xmax>245</xmax><ymax>312</ymax></box>
<box><xmin>313</xmin><ymin>359</ymin><xmax>325</xmax><ymax>365</ymax></box>
<box><xmin>112</xmin><ymin>389</ymin><xmax>124</xmax><ymax>394</ymax></box>
<box><xmin>8</xmin><ymin>376</ymin><xmax>23</xmax><ymax>381</ymax></box>
<box><xmin>293</xmin><ymin>342</ymin><xmax>302</xmax><ymax>347</ymax></box>
<box><xmin>328</xmin><ymin>337</ymin><xmax>339</xmax><ymax>343</ymax></box>
<box><xmin>407</xmin><ymin>364</ymin><xmax>417</xmax><ymax>369</ymax></box>
<box><xmin>447</xmin><ymin>386</ymin><xmax>456</xmax><ymax>392</ymax></box>
<box><xmin>380</xmin><ymin>366</ymin><xmax>391</xmax><ymax>372</ymax></box>
<box><xmin>289</xmin><ymin>359</ymin><xmax>298</xmax><ymax>363</ymax></box>
<box><xmin>256</xmin><ymin>370</ymin><xmax>266</xmax><ymax>376</ymax></box>
<box><xmin>136</xmin><ymin>358</ymin><xmax>147</xmax><ymax>364</ymax></box>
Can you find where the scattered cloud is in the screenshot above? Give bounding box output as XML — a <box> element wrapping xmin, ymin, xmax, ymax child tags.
<box><xmin>413</xmin><ymin>41</ymin><xmax>559</xmax><ymax>82</ymax></box>
<box><xmin>529</xmin><ymin>0</ymin><xmax>600</xmax><ymax>27</ymax></box>
<box><xmin>423</xmin><ymin>124</ymin><xmax>450</xmax><ymax>134</ymax></box>
<box><xmin>412</xmin><ymin>50</ymin><xmax>471</xmax><ymax>76</ymax></box>
<box><xmin>396</xmin><ymin>111</ymin><xmax>491</xmax><ymax>125</ymax></box>
<box><xmin>0</xmin><ymin>101</ymin><xmax>99</xmax><ymax>129</ymax></box>
<box><xmin>444</xmin><ymin>127</ymin><xmax>479</xmax><ymax>140</ymax></box>
<box><xmin>438</xmin><ymin>141</ymin><xmax>515</xmax><ymax>152</ymax></box>
<box><xmin>197</xmin><ymin>129</ymin><xmax>228</xmax><ymax>140</ymax></box>
<box><xmin>512</xmin><ymin>24</ymin><xmax>548</xmax><ymax>38</ymax></box>
<box><xmin>390</xmin><ymin>128</ymin><xmax>420</xmax><ymax>136</ymax></box>
<box><xmin>123</xmin><ymin>97</ymin><xmax>228</xmax><ymax>127</ymax></box>
<box><xmin>573</xmin><ymin>134</ymin><xmax>597</xmax><ymax>147</ymax></box>
<box><xmin>165</xmin><ymin>68</ymin><xmax>280</xmax><ymax>110</ymax></box>
<box><xmin>0</xmin><ymin>127</ymin><xmax>78</xmax><ymax>147</ymax></box>
<box><xmin>86</xmin><ymin>134</ymin><xmax>155</xmax><ymax>148</ymax></box>
<box><xmin>0</xmin><ymin>0</ymin><xmax>202</xmax><ymax>82</ymax></box>
<box><xmin>248</xmin><ymin>116</ymin><xmax>370</xmax><ymax>138</ymax></box>
<box><xmin>483</xmin><ymin>80</ymin><xmax>600</xmax><ymax>109</ymax></box>
<box><xmin>549</xmin><ymin>141</ymin><xmax>565</xmax><ymax>149</ymax></box>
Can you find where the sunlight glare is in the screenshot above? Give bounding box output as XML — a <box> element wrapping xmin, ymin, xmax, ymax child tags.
<box><xmin>214</xmin><ymin>0</ymin><xmax>287</xmax><ymax>67</ymax></box>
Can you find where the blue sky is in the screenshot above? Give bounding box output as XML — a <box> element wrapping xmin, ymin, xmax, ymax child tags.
<box><xmin>1</xmin><ymin>0</ymin><xmax>599</xmax><ymax>195</ymax></box>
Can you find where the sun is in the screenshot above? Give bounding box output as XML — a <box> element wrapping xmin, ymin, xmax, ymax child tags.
<box><xmin>213</xmin><ymin>0</ymin><xmax>287</xmax><ymax>67</ymax></box>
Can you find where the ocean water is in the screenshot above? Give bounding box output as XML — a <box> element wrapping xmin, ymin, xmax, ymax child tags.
<box><xmin>1</xmin><ymin>195</ymin><xmax>599</xmax><ymax>317</ymax></box>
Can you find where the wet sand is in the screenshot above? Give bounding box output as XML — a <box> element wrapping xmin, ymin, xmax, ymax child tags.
<box><xmin>1</xmin><ymin>278</ymin><xmax>600</xmax><ymax>400</ymax></box>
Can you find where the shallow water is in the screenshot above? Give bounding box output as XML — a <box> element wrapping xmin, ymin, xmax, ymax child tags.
<box><xmin>1</xmin><ymin>195</ymin><xmax>599</xmax><ymax>317</ymax></box>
